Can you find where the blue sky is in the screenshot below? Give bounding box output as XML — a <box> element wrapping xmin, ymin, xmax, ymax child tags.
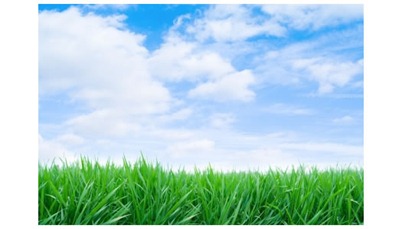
<box><xmin>38</xmin><ymin>4</ymin><xmax>363</xmax><ymax>171</ymax></box>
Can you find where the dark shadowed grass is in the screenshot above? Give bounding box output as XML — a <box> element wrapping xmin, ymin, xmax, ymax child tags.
<box><xmin>38</xmin><ymin>156</ymin><xmax>363</xmax><ymax>225</ymax></box>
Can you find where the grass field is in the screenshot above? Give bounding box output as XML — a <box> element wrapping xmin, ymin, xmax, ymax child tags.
<box><xmin>38</xmin><ymin>157</ymin><xmax>363</xmax><ymax>225</ymax></box>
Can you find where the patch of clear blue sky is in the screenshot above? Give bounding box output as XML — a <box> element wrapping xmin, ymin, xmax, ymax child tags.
<box><xmin>39</xmin><ymin>94</ymin><xmax>87</xmax><ymax>124</ymax></box>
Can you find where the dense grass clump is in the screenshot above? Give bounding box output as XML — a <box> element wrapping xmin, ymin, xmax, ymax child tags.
<box><xmin>38</xmin><ymin>157</ymin><xmax>363</xmax><ymax>225</ymax></box>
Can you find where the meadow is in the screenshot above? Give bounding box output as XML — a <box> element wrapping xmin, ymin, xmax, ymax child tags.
<box><xmin>38</xmin><ymin>157</ymin><xmax>363</xmax><ymax>225</ymax></box>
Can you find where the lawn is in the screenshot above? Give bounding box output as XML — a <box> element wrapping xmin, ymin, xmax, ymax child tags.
<box><xmin>38</xmin><ymin>157</ymin><xmax>363</xmax><ymax>225</ymax></box>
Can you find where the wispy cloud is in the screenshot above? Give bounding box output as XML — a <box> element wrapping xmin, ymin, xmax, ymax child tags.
<box><xmin>292</xmin><ymin>58</ymin><xmax>363</xmax><ymax>94</ymax></box>
<box><xmin>280</xmin><ymin>142</ymin><xmax>363</xmax><ymax>157</ymax></box>
<box><xmin>186</xmin><ymin>5</ymin><xmax>286</xmax><ymax>42</ymax></box>
<box><xmin>82</xmin><ymin>4</ymin><xmax>131</xmax><ymax>12</ymax></box>
<box><xmin>332</xmin><ymin>115</ymin><xmax>354</xmax><ymax>124</ymax></box>
<box><xmin>39</xmin><ymin>134</ymin><xmax>78</xmax><ymax>164</ymax></box>
<box><xmin>188</xmin><ymin>70</ymin><xmax>256</xmax><ymax>102</ymax></box>
<box><xmin>158</xmin><ymin>108</ymin><xmax>193</xmax><ymax>123</ymax></box>
<box><xmin>168</xmin><ymin>139</ymin><xmax>215</xmax><ymax>158</ymax></box>
<box><xmin>264</xmin><ymin>103</ymin><xmax>314</xmax><ymax>116</ymax></box>
<box><xmin>261</xmin><ymin>5</ymin><xmax>363</xmax><ymax>31</ymax></box>
<box><xmin>209</xmin><ymin>113</ymin><xmax>236</xmax><ymax>129</ymax></box>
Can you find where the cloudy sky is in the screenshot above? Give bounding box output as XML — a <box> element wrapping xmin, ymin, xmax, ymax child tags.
<box><xmin>38</xmin><ymin>4</ymin><xmax>363</xmax><ymax>171</ymax></box>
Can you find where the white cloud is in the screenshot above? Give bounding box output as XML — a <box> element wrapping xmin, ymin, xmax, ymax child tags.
<box><xmin>292</xmin><ymin>58</ymin><xmax>363</xmax><ymax>94</ymax></box>
<box><xmin>39</xmin><ymin>7</ymin><xmax>171</xmax><ymax>115</ymax></box>
<box><xmin>261</xmin><ymin>5</ymin><xmax>363</xmax><ymax>31</ymax></box>
<box><xmin>158</xmin><ymin>108</ymin><xmax>193</xmax><ymax>123</ymax></box>
<box><xmin>146</xmin><ymin>128</ymin><xmax>195</xmax><ymax>141</ymax></box>
<box><xmin>82</xmin><ymin>4</ymin><xmax>131</xmax><ymax>12</ymax></box>
<box><xmin>333</xmin><ymin>115</ymin><xmax>354</xmax><ymax>124</ymax></box>
<box><xmin>264</xmin><ymin>103</ymin><xmax>314</xmax><ymax>116</ymax></box>
<box><xmin>64</xmin><ymin>109</ymin><xmax>142</xmax><ymax>137</ymax></box>
<box><xmin>209</xmin><ymin>113</ymin><xmax>236</xmax><ymax>129</ymax></box>
<box><xmin>254</xmin><ymin>27</ymin><xmax>363</xmax><ymax>94</ymax></box>
<box><xmin>228</xmin><ymin>148</ymin><xmax>299</xmax><ymax>171</ymax></box>
<box><xmin>186</xmin><ymin>5</ymin><xmax>286</xmax><ymax>42</ymax></box>
<box><xmin>148</xmin><ymin>41</ymin><xmax>234</xmax><ymax>81</ymax></box>
<box><xmin>159</xmin><ymin>130</ymin><xmax>362</xmax><ymax>172</ymax></box>
<box><xmin>55</xmin><ymin>133</ymin><xmax>85</xmax><ymax>146</ymax></box>
<box><xmin>39</xmin><ymin>135</ymin><xmax>78</xmax><ymax>164</ymax></box>
<box><xmin>39</xmin><ymin>6</ymin><xmax>177</xmax><ymax>147</ymax></box>
<box><xmin>188</xmin><ymin>70</ymin><xmax>255</xmax><ymax>102</ymax></box>
<box><xmin>149</xmin><ymin>29</ymin><xmax>257</xmax><ymax>102</ymax></box>
<box><xmin>280</xmin><ymin>142</ymin><xmax>363</xmax><ymax>157</ymax></box>
<box><xmin>182</xmin><ymin>5</ymin><xmax>362</xmax><ymax>44</ymax></box>
<box><xmin>168</xmin><ymin>139</ymin><xmax>215</xmax><ymax>158</ymax></box>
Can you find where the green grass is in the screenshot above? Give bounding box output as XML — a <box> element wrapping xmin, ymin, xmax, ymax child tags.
<box><xmin>38</xmin><ymin>156</ymin><xmax>363</xmax><ymax>225</ymax></box>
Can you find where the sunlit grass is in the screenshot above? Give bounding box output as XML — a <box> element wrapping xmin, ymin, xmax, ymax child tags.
<box><xmin>38</xmin><ymin>156</ymin><xmax>363</xmax><ymax>225</ymax></box>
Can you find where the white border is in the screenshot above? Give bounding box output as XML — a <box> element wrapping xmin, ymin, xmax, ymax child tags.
<box><xmin>2</xmin><ymin>0</ymin><xmax>401</xmax><ymax>228</ymax></box>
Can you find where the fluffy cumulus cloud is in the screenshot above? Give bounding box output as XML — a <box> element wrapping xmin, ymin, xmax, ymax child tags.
<box><xmin>39</xmin><ymin>7</ymin><xmax>171</xmax><ymax>114</ymax></box>
<box><xmin>148</xmin><ymin>28</ymin><xmax>257</xmax><ymax>102</ymax></box>
<box><xmin>148</xmin><ymin>41</ymin><xmax>235</xmax><ymax>82</ymax></box>
<box><xmin>186</xmin><ymin>5</ymin><xmax>286</xmax><ymax>42</ymax></box>
<box><xmin>64</xmin><ymin>109</ymin><xmax>142</xmax><ymax>137</ymax></box>
<box><xmin>39</xmin><ymin>7</ymin><xmax>173</xmax><ymax>161</ymax></box>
